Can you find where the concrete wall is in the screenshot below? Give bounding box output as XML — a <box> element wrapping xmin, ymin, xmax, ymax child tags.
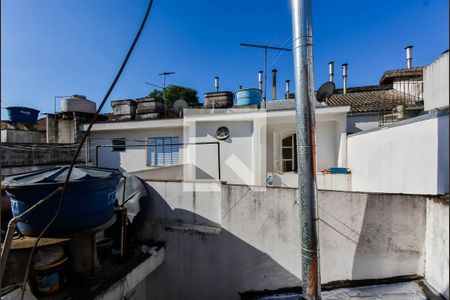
<box><xmin>425</xmin><ymin>197</ymin><xmax>449</xmax><ymax>299</ymax></box>
<box><xmin>347</xmin><ymin>111</ymin><xmax>449</xmax><ymax>195</ymax></box>
<box><xmin>0</xmin><ymin>143</ymin><xmax>85</xmax><ymax>173</ymax></box>
<box><xmin>1</xmin><ymin>129</ymin><xmax>45</xmax><ymax>143</ymax></box>
<box><xmin>424</xmin><ymin>51</ymin><xmax>449</xmax><ymax>111</ymax></box>
<box><xmin>139</xmin><ymin>181</ymin><xmax>426</xmax><ymax>299</ymax></box>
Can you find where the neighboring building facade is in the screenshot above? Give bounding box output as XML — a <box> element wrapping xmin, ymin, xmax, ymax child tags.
<box><xmin>86</xmin><ymin>104</ymin><xmax>350</xmax><ymax>187</ymax></box>
<box><xmin>327</xmin><ymin>68</ymin><xmax>424</xmax><ymax>134</ymax></box>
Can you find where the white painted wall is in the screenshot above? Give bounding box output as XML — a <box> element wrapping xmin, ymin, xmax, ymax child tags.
<box><xmin>88</xmin><ymin>127</ymin><xmax>183</xmax><ymax>172</ymax></box>
<box><xmin>425</xmin><ymin>198</ymin><xmax>449</xmax><ymax>299</ymax></box>
<box><xmin>87</xmin><ymin>108</ymin><xmax>348</xmax><ymax>186</ymax></box>
<box><xmin>347</xmin><ymin>114</ymin><xmax>380</xmax><ymax>134</ymax></box>
<box><xmin>424</xmin><ymin>51</ymin><xmax>449</xmax><ymax>111</ymax></box>
<box><xmin>140</xmin><ymin>181</ymin><xmax>426</xmax><ymax>299</ymax></box>
<box><xmin>267</xmin><ymin>116</ymin><xmax>347</xmax><ymax>173</ymax></box>
<box><xmin>316</xmin><ymin>121</ymin><xmax>338</xmax><ymax>171</ymax></box>
<box><xmin>185</xmin><ymin>120</ymin><xmax>255</xmax><ymax>185</ymax></box>
<box><xmin>347</xmin><ymin>112</ymin><xmax>449</xmax><ymax>195</ymax></box>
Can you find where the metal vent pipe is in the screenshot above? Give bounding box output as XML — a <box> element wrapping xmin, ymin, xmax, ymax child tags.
<box><xmin>272</xmin><ymin>69</ymin><xmax>277</xmax><ymax>100</ymax></box>
<box><xmin>405</xmin><ymin>45</ymin><xmax>413</xmax><ymax>69</ymax></box>
<box><xmin>285</xmin><ymin>80</ymin><xmax>291</xmax><ymax>99</ymax></box>
<box><xmin>258</xmin><ymin>71</ymin><xmax>263</xmax><ymax>91</ymax></box>
<box><xmin>290</xmin><ymin>0</ymin><xmax>321</xmax><ymax>298</ymax></box>
<box><xmin>342</xmin><ymin>63</ymin><xmax>348</xmax><ymax>94</ymax></box>
<box><xmin>329</xmin><ymin>61</ymin><xmax>334</xmax><ymax>82</ymax></box>
<box><xmin>214</xmin><ymin>76</ymin><xmax>219</xmax><ymax>93</ymax></box>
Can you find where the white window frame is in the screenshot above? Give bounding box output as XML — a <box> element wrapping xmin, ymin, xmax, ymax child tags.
<box><xmin>147</xmin><ymin>136</ymin><xmax>180</xmax><ymax>167</ymax></box>
<box><xmin>281</xmin><ymin>133</ymin><xmax>297</xmax><ymax>173</ymax></box>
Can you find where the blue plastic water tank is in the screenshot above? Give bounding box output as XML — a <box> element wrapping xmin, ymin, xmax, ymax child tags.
<box><xmin>5</xmin><ymin>106</ymin><xmax>40</xmax><ymax>123</ymax></box>
<box><xmin>235</xmin><ymin>88</ymin><xmax>262</xmax><ymax>106</ymax></box>
<box><xmin>2</xmin><ymin>166</ymin><xmax>122</xmax><ymax>237</ymax></box>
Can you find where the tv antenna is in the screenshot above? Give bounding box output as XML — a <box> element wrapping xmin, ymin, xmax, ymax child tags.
<box><xmin>156</xmin><ymin>72</ymin><xmax>176</xmax><ymax>117</ymax></box>
<box><xmin>240</xmin><ymin>43</ymin><xmax>291</xmax><ymax>104</ymax></box>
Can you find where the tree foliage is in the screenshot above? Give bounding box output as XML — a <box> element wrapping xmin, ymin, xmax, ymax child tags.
<box><xmin>148</xmin><ymin>85</ymin><xmax>199</xmax><ymax>108</ymax></box>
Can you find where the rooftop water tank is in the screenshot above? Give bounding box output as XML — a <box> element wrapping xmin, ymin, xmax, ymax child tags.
<box><xmin>204</xmin><ymin>92</ymin><xmax>234</xmax><ymax>108</ymax></box>
<box><xmin>2</xmin><ymin>166</ymin><xmax>122</xmax><ymax>237</ymax></box>
<box><xmin>5</xmin><ymin>106</ymin><xmax>40</xmax><ymax>123</ymax></box>
<box><xmin>235</xmin><ymin>88</ymin><xmax>262</xmax><ymax>106</ymax></box>
<box><xmin>61</xmin><ymin>95</ymin><xmax>96</xmax><ymax>114</ymax></box>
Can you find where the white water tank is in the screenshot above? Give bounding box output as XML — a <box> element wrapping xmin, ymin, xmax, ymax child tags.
<box><xmin>61</xmin><ymin>95</ymin><xmax>96</xmax><ymax>114</ymax></box>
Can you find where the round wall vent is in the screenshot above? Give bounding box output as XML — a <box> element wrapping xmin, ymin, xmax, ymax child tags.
<box><xmin>216</xmin><ymin>126</ymin><xmax>230</xmax><ymax>140</ymax></box>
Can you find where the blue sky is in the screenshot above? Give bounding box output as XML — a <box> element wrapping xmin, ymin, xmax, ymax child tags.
<box><xmin>1</xmin><ymin>0</ymin><xmax>448</xmax><ymax>118</ymax></box>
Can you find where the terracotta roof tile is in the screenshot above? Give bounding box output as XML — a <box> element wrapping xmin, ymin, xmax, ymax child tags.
<box><xmin>327</xmin><ymin>85</ymin><xmax>421</xmax><ymax>113</ymax></box>
<box><xmin>379</xmin><ymin>67</ymin><xmax>423</xmax><ymax>84</ymax></box>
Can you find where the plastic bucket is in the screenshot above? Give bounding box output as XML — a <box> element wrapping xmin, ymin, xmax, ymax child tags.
<box><xmin>32</xmin><ymin>246</ymin><xmax>68</xmax><ymax>295</ymax></box>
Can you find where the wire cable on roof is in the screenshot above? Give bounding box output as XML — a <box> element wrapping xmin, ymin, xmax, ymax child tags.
<box><xmin>19</xmin><ymin>1</ymin><xmax>155</xmax><ymax>298</ymax></box>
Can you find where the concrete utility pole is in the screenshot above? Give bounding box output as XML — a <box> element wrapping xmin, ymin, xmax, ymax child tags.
<box><xmin>290</xmin><ymin>0</ymin><xmax>321</xmax><ymax>299</ymax></box>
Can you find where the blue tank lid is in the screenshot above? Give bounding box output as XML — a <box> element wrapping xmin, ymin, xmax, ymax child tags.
<box><xmin>2</xmin><ymin>166</ymin><xmax>121</xmax><ymax>187</ymax></box>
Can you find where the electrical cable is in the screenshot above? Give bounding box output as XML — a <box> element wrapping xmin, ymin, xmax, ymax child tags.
<box><xmin>18</xmin><ymin>1</ymin><xmax>155</xmax><ymax>298</ymax></box>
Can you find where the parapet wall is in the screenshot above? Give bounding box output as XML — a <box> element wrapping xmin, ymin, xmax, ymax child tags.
<box><xmin>1</xmin><ymin>143</ymin><xmax>86</xmax><ymax>176</ymax></box>
<box><xmin>139</xmin><ymin>181</ymin><xmax>433</xmax><ymax>299</ymax></box>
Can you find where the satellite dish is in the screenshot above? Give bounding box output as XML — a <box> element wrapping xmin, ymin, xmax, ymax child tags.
<box><xmin>316</xmin><ymin>81</ymin><xmax>335</xmax><ymax>103</ymax></box>
<box><xmin>173</xmin><ymin>99</ymin><xmax>188</xmax><ymax>116</ymax></box>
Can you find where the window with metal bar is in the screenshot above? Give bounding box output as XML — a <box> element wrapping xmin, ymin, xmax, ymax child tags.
<box><xmin>147</xmin><ymin>137</ymin><xmax>179</xmax><ymax>167</ymax></box>
<box><xmin>112</xmin><ymin>138</ymin><xmax>126</xmax><ymax>152</ymax></box>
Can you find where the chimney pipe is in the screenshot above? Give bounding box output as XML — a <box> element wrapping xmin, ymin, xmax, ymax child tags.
<box><xmin>214</xmin><ymin>76</ymin><xmax>219</xmax><ymax>93</ymax></box>
<box><xmin>272</xmin><ymin>69</ymin><xmax>277</xmax><ymax>100</ymax></box>
<box><xmin>329</xmin><ymin>61</ymin><xmax>334</xmax><ymax>82</ymax></box>
<box><xmin>239</xmin><ymin>85</ymin><xmax>243</xmax><ymax>90</ymax></box>
<box><xmin>285</xmin><ymin>80</ymin><xmax>290</xmax><ymax>99</ymax></box>
<box><xmin>405</xmin><ymin>45</ymin><xmax>413</xmax><ymax>69</ymax></box>
<box><xmin>258</xmin><ymin>71</ymin><xmax>263</xmax><ymax>91</ymax></box>
<box><xmin>342</xmin><ymin>63</ymin><xmax>348</xmax><ymax>94</ymax></box>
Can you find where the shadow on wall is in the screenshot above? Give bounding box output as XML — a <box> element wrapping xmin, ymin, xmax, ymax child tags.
<box><xmin>351</xmin><ymin>194</ymin><xmax>426</xmax><ymax>280</ymax></box>
<box><xmin>128</xmin><ymin>183</ymin><xmax>428</xmax><ymax>300</ymax></box>
<box><xmin>130</xmin><ymin>181</ymin><xmax>300</xmax><ymax>300</ymax></box>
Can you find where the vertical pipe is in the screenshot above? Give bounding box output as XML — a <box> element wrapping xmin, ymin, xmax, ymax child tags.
<box><xmin>342</xmin><ymin>63</ymin><xmax>348</xmax><ymax>94</ymax></box>
<box><xmin>272</xmin><ymin>69</ymin><xmax>277</xmax><ymax>100</ymax></box>
<box><xmin>291</xmin><ymin>0</ymin><xmax>321</xmax><ymax>299</ymax></box>
<box><xmin>264</xmin><ymin>48</ymin><xmax>268</xmax><ymax>100</ymax></box>
<box><xmin>217</xmin><ymin>142</ymin><xmax>221</xmax><ymax>180</ymax></box>
<box><xmin>405</xmin><ymin>45</ymin><xmax>413</xmax><ymax>69</ymax></box>
<box><xmin>214</xmin><ymin>76</ymin><xmax>219</xmax><ymax>93</ymax></box>
<box><xmin>285</xmin><ymin>80</ymin><xmax>291</xmax><ymax>99</ymax></box>
<box><xmin>46</xmin><ymin>114</ymin><xmax>50</xmax><ymax>143</ymax></box>
<box><xmin>328</xmin><ymin>61</ymin><xmax>334</xmax><ymax>82</ymax></box>
<box><xmin>85</xmin><ymin>137</ymin><xmax>89</xmax><ymax>166</ymax></box>
<box><xmin>258</xmin><ymin>71</ymin><xmax>263</xmax><ymax>91</ymax></box>
<box><xmin>95</xmin><ymin>145</ymin><xmax>99</xmax><ymax>168</ymax></box>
